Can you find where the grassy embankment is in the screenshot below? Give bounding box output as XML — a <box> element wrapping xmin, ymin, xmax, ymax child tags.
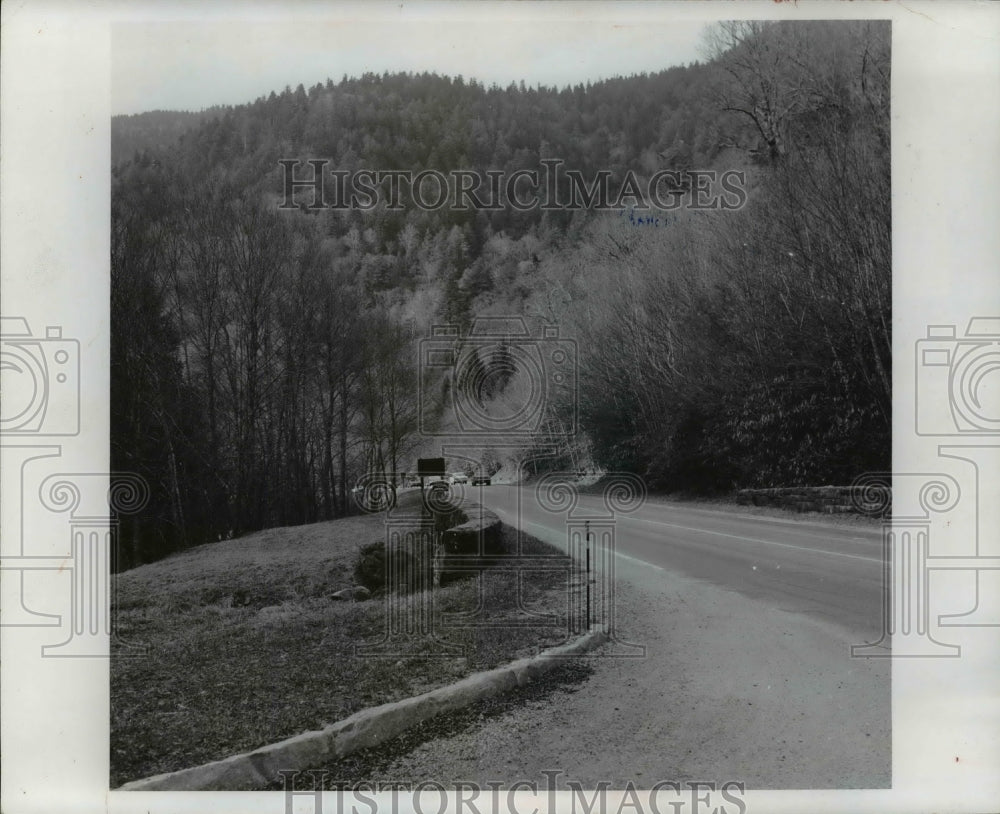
<box><xmin>111</xmin><ymin>492</ymin><xmax>576</xmax><ymax>787</ymax></box>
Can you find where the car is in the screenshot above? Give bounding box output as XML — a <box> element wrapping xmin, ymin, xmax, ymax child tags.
<box><xmin>471</xmin><ymin>474</ymin><xmax>492</xmax><ymax>486</ymax></box>
<box><xmin>450</xmin><ymin>472</ymin><xmax>468</xmax><ymax>484</ymax></box>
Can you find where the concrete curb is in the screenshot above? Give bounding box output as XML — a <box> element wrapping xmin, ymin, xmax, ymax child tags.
<box><xmin>118</xmin><ymin>626</ymin><xmax>608</xmax><ymax>791</ymax></box>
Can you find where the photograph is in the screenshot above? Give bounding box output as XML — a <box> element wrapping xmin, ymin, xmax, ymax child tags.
<box><xmin>107</xmin><ymin>13</ymin><xmax>893</xmax><ymax>797</ymax></box>
<box><xmin>1</xmin><ymin>3</ymin><xmax>998</xmax><ymax>814</ymax></box>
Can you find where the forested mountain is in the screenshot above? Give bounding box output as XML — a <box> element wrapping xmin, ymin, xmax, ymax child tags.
<box><xmin>112</xmin><ymin>20</ymin><xmax>891</xmax><ymax>569</ymax></box>
<box><xmin>112</xmin><ymin>108</ymin><xmax>221</xmax><ymax>162</ymax></box>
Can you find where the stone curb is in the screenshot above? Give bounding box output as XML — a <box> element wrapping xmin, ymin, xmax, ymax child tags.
<box><xmin>119</xmin><ymin>626</ymin><xmax>608</xmax><ymax>791</ymax></box>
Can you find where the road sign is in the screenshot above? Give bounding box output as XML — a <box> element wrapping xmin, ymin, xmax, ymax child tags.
<box><xmin>417</xmin><ymin>457</ymin><xmax>446</xmax><ymax>477</ymax></box>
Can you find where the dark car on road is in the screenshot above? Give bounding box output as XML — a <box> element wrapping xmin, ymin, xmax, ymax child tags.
<box><xmin>471</xmin><ymin>474</ymin><xmax>492</xmax><ymax>486</ymax></box>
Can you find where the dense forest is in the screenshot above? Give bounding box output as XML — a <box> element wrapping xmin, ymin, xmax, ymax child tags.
<box><xmin>111</xmin><ymin>20</ymin><xmax>891</xmax><ymax>569</ymax></box>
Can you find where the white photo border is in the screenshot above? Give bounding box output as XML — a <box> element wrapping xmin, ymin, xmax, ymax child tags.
<box><xmin>2</xmin><ymin>2</ymin><xmax>999</xmax><ymax>813</ymax></box>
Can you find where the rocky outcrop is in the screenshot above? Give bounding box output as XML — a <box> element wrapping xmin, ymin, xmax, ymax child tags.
<box><xmin>435</xmin><ymin>506</ymin><xmax>503</xmax><ymax>585</ymax></box>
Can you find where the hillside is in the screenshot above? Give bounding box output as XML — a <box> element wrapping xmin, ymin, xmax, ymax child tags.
<box><xmin>111</xmin><ymin>20</ymin><xmax>891</xmax><ymax>569</ymax></box>
<box><xmin>112</xmin><ymin>108</ymin><xmax>221</xmax><ymax>164</ymax></box>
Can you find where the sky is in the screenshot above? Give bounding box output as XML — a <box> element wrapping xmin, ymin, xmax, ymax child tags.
<box><xmin>111</xmin><ymin>8</ymin><xmax>709</xmax><ymax>115</ymax></box>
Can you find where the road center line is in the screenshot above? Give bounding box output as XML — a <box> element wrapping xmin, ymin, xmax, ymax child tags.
<box><xmin>620</xmin><ymin>500</ymin><xmax>882</xmax><ymax>541</ymax></box>
<box><xmin>488</xmin><ymin>502</ymin><xmax>882</xmax><ymax>565</ymax></box>
<box><xmin>639</xmin><ymin>509</ymin><xmax>878</xmax><ymax>545</ymax></box>
<box><xmin>618</xmin><ymin>515</ymin><xmax>882</xmax><ymax>563</ymax></box>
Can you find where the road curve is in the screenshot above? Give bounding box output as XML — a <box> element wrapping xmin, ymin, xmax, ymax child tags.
<box><xmin>476</xmin><ymin>485</ymin><xmax>886</xmax><ymax>642</ymax></box>
<box><xmin>336</xmin><ymin>485</ymin><xmax>891</xmax><ymax>788</ymax></box>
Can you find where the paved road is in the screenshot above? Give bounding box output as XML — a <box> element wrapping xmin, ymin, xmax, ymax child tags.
<box><xmin>476</xmin><ymin>485</ymin><xmax>886</xmax><ymax>642</ymax></box>
<box><xmin>332</xmin><ymin>485</ymin><xmax>890</xmax><ymax>788</ymax></box>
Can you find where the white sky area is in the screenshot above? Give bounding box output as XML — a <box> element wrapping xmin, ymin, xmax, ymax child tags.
<box><xmin>111</xmin><ymin>13</ymin><xmax>708</xmax><ymax>115</ymax></box>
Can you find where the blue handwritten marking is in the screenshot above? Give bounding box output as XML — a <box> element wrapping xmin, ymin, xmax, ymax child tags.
<box><xmin>618</xmin><ymin>207</ymin><xmax>705</xmax><ymax>227</ymax></box>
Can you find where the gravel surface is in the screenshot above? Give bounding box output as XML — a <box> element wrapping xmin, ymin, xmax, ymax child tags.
<box><xmin>264</xmin><ymin>546</ymin><xmax>890</xmax><ymax>790</ymax></box>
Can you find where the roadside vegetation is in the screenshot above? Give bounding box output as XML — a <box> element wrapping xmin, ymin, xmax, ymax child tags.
<box><xmin>110</xmin><ymin>498</ymin><xmax>575</xmax><ymax>787</ymax></box>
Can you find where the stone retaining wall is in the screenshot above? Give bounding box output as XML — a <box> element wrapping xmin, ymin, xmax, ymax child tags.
<box><xmin>735</xmin><ymin>485</ymin><xmax>890</xmax><ymax>516</ymax></box>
